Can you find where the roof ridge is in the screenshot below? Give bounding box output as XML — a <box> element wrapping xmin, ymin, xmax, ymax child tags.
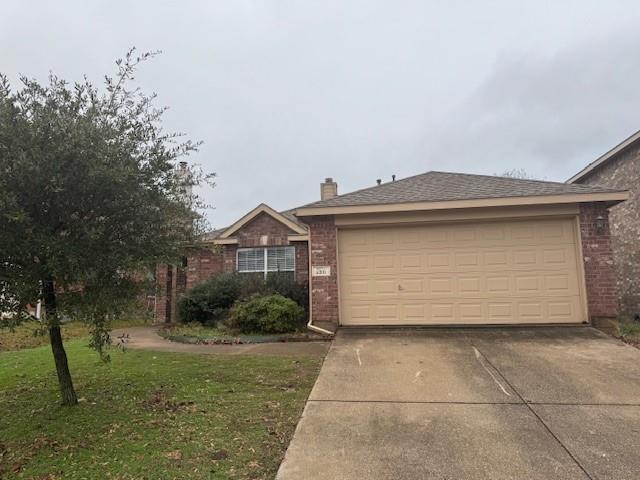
<box><xmin>297</xmin><ymin>170</ymin><xmax>438</xmax><ymax>209</ymax></box>
<box><xmin>296</xmin><ymin>170</ymin><xmax>433</xmax><ymax>209</ymax></box>
<box><xmin>428</xmin><ymin>170</ymin><xmax>601</xmax><ymax>189</ymax></box>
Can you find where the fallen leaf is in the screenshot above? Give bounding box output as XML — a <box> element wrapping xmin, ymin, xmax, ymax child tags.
<box><xmin>164</xmin><ymin>450</ymin><xmax>182</xmax><ymax>460</ymax></box>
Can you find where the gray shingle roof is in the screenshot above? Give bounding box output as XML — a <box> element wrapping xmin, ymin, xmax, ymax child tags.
<box><xmin>280</xmin><ymin>209</ymin><xmax>308</xmax><ymax>229</ymax></box>
<box><xmin>300</xmin><ymin>171</ymin><xmax>624</xmax><ymax>209</ymax></box>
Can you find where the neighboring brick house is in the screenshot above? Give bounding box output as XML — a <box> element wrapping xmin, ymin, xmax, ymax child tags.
<box><xmin>569</xmin><ymin>130</ymin><xmax>640</xmax><ymax>320</ymax></box>
<box><xmin>156</xmin><ymin>172</ymin><xmax>627</xmax><ymax>332</ymax></box>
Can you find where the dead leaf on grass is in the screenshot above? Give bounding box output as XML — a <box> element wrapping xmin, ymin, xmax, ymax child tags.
<box><xmin>164</xmin><ymin>450</ymin><xmax>183</xmax><ymax>460</ymax></box>
<box><xmin>142</xmin><ymin>390</ymin><xmax>196</xmax><ymax>413</ymax></box>
<box><xmin>210</xmin><ymin>449</ymin><xmax>228</xmax><ymax>461</ymax></box>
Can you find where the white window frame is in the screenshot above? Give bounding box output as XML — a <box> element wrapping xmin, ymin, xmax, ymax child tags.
<box><xmin>236</xmin><ymin>246</ymin><xmax>295</xmax><ymax>278</ymax></box>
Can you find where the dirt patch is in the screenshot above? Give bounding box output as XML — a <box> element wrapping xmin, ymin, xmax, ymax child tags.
<box><xmin>141</xmin><ymin>389</ymin><xmax>197</xmax><ymax>413</ymax></box>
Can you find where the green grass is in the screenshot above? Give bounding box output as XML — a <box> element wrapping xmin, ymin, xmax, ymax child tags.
<box><xmin>0</xmin><ymin>339</ymin><xmax>322</xmax><ymax>479</ymax></box>
<box><xmin>618</xmin><ymin>321</ymin><xmax>640</xmax><ymax>346</ymax></box>
<box><xmin>0</xmin><ymin>318</ymin><xmax>149</xmax><ymax>353</ymax></box>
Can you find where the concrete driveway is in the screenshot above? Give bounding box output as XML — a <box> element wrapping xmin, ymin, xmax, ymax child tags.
<box><xmin>277</xmin><ymin>327</ymin><xmax>640</xmax><ymax>480</ymax></box>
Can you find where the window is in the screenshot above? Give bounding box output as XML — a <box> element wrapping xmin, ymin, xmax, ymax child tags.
<box><xmin>237</xmin><ymin>248</ymin><xmax>264</xmax><ymax>273</ymax></box>
<box><xmin>237</xmin><ymin>247</ymin><xmax>295</xmax><ymax>277</ymax></box>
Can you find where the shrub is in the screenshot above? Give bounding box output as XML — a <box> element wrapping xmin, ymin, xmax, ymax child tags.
<box><xmin>177</xmin><ymin>273</ymin><xmax>243</xmax><ymax>324</ymax></box>
<box><xmin>227</xmin><ymin>294</ymin><xmax>306</xmax><ymax>334</ymax></box>
<box><xmin>238</xmin><ymin>273</ymin><xmax>270</xmax><ymax>298</ymax></box>
<box><xmin>177</xmin><ymin>272</ymin><xmax>309</xmax><ymax>324</ymax></box>
<box><xmin>265</xmin><ymin>273</ymin><xmax>309</xmax><ymax>312</ymax></box>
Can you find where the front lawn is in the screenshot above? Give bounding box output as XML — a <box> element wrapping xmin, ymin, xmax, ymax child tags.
<box><xmin>0</xmin><ymin>339</ymin><xmax>322</xmax><ymax>479</ymax></box>
<box><xmin>0</xmin><ymin>318</ymin><xmax>149</xmax><ymax>353</ymax></box>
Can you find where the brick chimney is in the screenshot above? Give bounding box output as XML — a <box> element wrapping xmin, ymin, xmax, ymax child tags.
<box><xmin>321</xmin><ymin>177</ymin><xmax>338</xmax><ymax>200</ymax></box>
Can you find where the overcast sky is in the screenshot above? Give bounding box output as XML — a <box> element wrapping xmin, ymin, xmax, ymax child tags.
<box><xmin>3</xmin><ymin>1</ymin><xmax>639</xmax><ymax>228</ymax></box>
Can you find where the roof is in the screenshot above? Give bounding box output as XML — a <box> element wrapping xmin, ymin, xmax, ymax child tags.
<box><xmin>568</xmin><ymin>129</ymin><xmax>640</xmax><ymax>183</ymax></box>
<box><xmin>298</xmin><ymin>171</ymin><xmax>625</xmax><ymax>210</ymax></box>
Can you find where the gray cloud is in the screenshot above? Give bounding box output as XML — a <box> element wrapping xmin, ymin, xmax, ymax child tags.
<box><xmin>2</xmin><ymin>1</ymin><xmax>639</xmax><ymax>228</ymax></box>
<box><xmin>426</xmin><ymin>28</ymin><xmax>640</xmax><ymax>181</ymax></box>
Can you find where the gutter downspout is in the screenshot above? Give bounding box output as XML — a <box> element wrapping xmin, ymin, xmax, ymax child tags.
<box><xmin>306</xmin><ymin>236</ymin><xmax>335</xmax><ymax>336</ymax></box>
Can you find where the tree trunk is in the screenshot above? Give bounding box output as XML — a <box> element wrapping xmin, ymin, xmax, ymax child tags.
<box><xmin>43</xmin><ymin>277</ymin><xmax>78</xmax><ymax>406</ymax></box>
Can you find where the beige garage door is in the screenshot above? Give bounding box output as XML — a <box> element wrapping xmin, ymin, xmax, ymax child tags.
<box><xmin>338</xmin><ymin>217</ymin><xmax>587</xmax><ymax>325</ymax></box>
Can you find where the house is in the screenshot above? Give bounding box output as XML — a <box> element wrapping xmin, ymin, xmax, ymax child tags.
<box><xmin>568</xmin><ymin>130</ymin><xmax>640</xmax><ymax>320</ymax></box>
<box><xmin>156</xmin><ymin>171</ymin><xmax>628</xmax><ymax>331</ymax></box>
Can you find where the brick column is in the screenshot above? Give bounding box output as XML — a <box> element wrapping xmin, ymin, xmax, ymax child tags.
<box><xmin>294</xmin><ymin>242</ymin><xmax>309</xmax><ymax>284</ymax></box>
<box><xmin>580</xmin><ymin>203</ymin><xmax>619</xmax><ymax>319</ymax></box>
<box><xmin>155</xmin><ymin>264</ymin><xmax>172</xmax><ymax>323</ymax></box>
<box><xmin>308</xmin><ymin>216</ymin><xmax>339</xmax><ymax>328</ymax></box>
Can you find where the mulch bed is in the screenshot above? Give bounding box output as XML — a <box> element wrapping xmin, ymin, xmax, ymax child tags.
<box><xmin>159</xmin><ymin>330</ymin><xmax>330</xmax><ymax>345</ymax></box>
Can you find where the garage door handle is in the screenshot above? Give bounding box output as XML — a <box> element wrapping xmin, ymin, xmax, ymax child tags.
<box><xmin>398</xmin><ymin>284</ymin><xmax>403</xmax><ymax>291</ymax></box>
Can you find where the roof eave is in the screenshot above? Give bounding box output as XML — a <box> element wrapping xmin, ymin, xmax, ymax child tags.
<box><xmin>568</xmin><ymin>129</ymin><xmax>640</xmax><ymax>183</ymax></box>
<box><xmin>294</xmin><ymin>191</ymin><xmax>629</xmax><ymax>217</ymax></box>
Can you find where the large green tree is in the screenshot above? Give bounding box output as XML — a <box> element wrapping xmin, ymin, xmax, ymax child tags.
<box><xmin>0</xmin><ymin>49</ymin><xmax>211</xmax><ymax>405</ymax></box>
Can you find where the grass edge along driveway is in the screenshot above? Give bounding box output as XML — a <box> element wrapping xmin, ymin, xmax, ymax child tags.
<box><xmin>0</xmin><ymin>339</ymin><xmax>323</xmax><ymax>479</ymax></box>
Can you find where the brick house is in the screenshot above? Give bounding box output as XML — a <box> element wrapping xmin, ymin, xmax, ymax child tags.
<box><xmin>569</xmin><ymin>130</ymin><xmax>640</xmax><ymax>320</ymax></box>
<box><xmin>156</xmin><ymin>171</ymin><xmax>628</xmax><ymax>332</ymax></box>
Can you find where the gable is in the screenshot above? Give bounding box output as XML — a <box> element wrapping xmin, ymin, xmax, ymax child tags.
<box><xmin>218</xmin><ymin>203</ymin><xmax>307</xmax><ymax>240</ymax></box>
<box><xmin>235</xmin><ymin>211</ymin><xmax>297</xmax><ymax>241</ymax></box>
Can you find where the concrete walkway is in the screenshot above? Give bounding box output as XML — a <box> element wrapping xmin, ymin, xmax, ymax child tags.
<box><xmin>277</xmin><ymin>327</ymin><xmax>640</xmax><ymax>480</ymax></box>
<box><xmin>111</xmin><ymin>326</ymin><xmax>330</xmax><ymax>357</ymax></box>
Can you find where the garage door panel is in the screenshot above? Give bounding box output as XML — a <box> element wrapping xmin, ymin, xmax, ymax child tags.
<box><xmin>373</xmin><ymin>254</ymin><xmax>395</xmax><ymax>271</ymax></box>
<box><xmin>338</xmin><ymin>217</ymin><xmax>586</xmax><ymax>325</ymax></box>
<box><xmin>487</xmin><ymin>275</ymin><xmax>511</xmax><ymax>294</ymax></box>
<box><xmin>488</xmin><ymin>302</ymin><xmax>514</xmax><ymax>321</ymax></box>
<box><xmin>427</xmin><ymin>252</ymin><xmax>452</xmax><ymax>268</ymax></box>
<box><xmin>402</xmin><ymin>304</ymin><xmax>427</xmax><ymax>321</ymax></box>
<box><xmin>458</xmin><ymin>276</ymin><xmax>482</xmax><ymax>294</ymax></box>
<box><xmin>341</xmin><ymin>271</ymin><xmax>581</xmax><ymax>300</ymax></box>
<box><xmin>545</xmin><ymin>274</ymin><xmax>575</xmax><ymax>293</ymax></box>
<box><xmin>339</xmin><ymin>220</ymin><xmax>577</xmax><ymax>252</ymax></box>
<box><xmin>340</xmin><ymin>246</ymin><xmax>578</xmax><ymax>276</ymax></box>
<box><xmin>374</xmin><ymin>279</ymin><xmax>396</xmax><ymax>295</ymax></box>
<box><xmin>460</xmin><ymin>303</ymin><xmax>486</xmax><ymax>322</ymax></box>
<box><xmin>400</xmin><ymin>253</ymin><xmax>423</xmax><ymax>270</ymax></box>
<box><xmin>342</xmin><ymin>297</ymin><xmax>583</xmax><ymax>325</ymax></box>
<box><xmin>342</xmin><ymin>254</ymin><xmax>370</xmax><ymax>272</ymax></box>
<box><xmin>429</xmin><ymin>277</ymin><xmax>454</xmax><ymax>295</ymax></box>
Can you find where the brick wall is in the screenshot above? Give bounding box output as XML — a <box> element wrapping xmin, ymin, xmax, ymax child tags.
<box><xmin>575</xmin><ymin>149</ymin><xmax>639</xmax><ymax>318</ymax></box>
<box><xmin>186</xmin><ymin>247</ymin><xmax>223</xmax><ymax>290</ymax></box>
<box><xmin>579</xmin><ymin>203</ymin><xmax>619</xmax><ymax>319</ymax></box>
<box><xmin>307</xmin><ymin>216</ymin><xmax>339</xmax><ymax>327</ymax></box>
<box><xmin>223</xmin><ymin>244</ymin><xmax>238</xmax><ymax>273</ymax></box>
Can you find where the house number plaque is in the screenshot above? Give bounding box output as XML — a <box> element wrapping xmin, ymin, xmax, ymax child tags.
<box><xmin>312</xmin><ymin>266</ymin><xmax>331</xmax><ymax>277</ymax></box>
